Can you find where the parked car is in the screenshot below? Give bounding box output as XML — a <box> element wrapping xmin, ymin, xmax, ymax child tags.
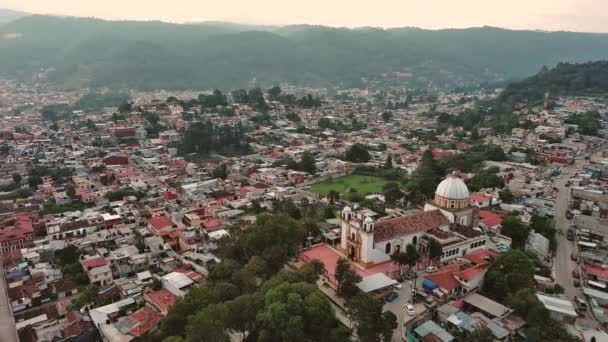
<box><xmin>572</xmin><ymin>270</ymin><xmax>580</xmax><ymax>279</ymax></box>
<box><xmin>384</xmin><ymin>292</ymin><xmax>399</xmax><ymax>303</ymax></box>
<box><xmin>574</xmin><ymin>296</ymin><xmax>587</xmax><ymax>309</ymax></box>
<box><xmin>431</xmin><ymin>288</ymin><xmax>446</xmax><ymax>299</ymax></box>
<box><xmin>573</xmin><ymin>280</ymin><xmax>581</xmax><ymax>287</ymax></box>
<box><xmin>393</xmin><ymin>283</ymin><xmax>403</xmax><ymax>290</ymax></box>
<box><xmin>404</xmin><ymin>271</ymin><xmax>418</xmax><ymax>280</ymax></box>
<box><xmin>415</xmin><ymin>290</ymin><xmax>434</xmax><ymax>305</ymax></box>
<box><xmin>405</xmin><ymin>304</ymin><xmax>416</xmax><ymax>316</ymax></box>
<box><xmin>496</xmin><ymin>243</ymin><xmax>509</xmax><ymax>253</ymax></box>
<box><xmin>426</xmin><ymin>266</ymin><xmax>438</xmax><ymax>273</ymax></box>
<box><xmin>567</xmin><ymin>231</ymin><xmax>575</xmax><ymax>241</ymax></box>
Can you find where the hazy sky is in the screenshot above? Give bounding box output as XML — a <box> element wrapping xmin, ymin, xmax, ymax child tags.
<box><xmin>2</xmin><ymin>0</ymin><xmax>608</xmax><ymax>32</ymax></box>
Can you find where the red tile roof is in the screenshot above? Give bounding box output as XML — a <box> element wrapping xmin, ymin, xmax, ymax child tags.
<box><xmin>479</xmin><ymin>210</ymin><xmax>503</xmax><ymax>229</ymax></box>
<box><xmin>454</xmin><ymin>265</ymin><xmax>488</xmax><ymax>282</ymax></box>
<box><xmin>584</xmin><ymin>264</ymin><xmax>608</xmax><ymax>279</ymax></box>
<box><xmin>0</xmin><ymin>214</ymin><xmax>34</xmax><ymax>242</ymax></box>
<box><xmin>146</xmin><ymin>289</ymin><xmax>176</xmax><ymax>313</ymax></box>
<box><xmin>463</xmin><ymin>248</ymin><xmax>501</xmax><ymax>265</ymax></box>
<box><xmin>176</xmin><ymin>268</ymin><xmax>205</xmax><ymax>283</ymax></box>
<box><xmin>425</xmin><ymin>271</ymin><xmax>460</xmax><ymax>291</ymax></box>
<box><xmin>147</xmin><ymin>217</ymin><xmax>175</xmax><ymax>231</ymax></box>
<box><xmin>470</xmin><ymin>193</ymin><xmax>489</xmax><ymax>202</ymax></box>
<box><xmin>128</xmin><ymin>307</ymin><xmax>162</xmax><ymax>337</ymax></box>
<box><xmin>81</xmin><ymin>257</ymin><xmax>107</xmax><ymax>269</ymax></box>
<box><xmin>374</xmin><ymin>210</ymin><xmax>450</xmax><ymax>242</ymax></box>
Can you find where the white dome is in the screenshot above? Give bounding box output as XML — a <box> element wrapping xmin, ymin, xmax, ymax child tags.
<box><xmin>435</xmin><ymin>175</ymin><xmax>469</xmax><ymax>200</ymax></box>
<box><xmin>364</xmin><ymin>216</ymin><xmax>374</xmax><ymax>224</ymax></box>
<box><xmin>343</xmin><ymin>206</ymin><xmax>352</xmax><ymax>213</ymax></box>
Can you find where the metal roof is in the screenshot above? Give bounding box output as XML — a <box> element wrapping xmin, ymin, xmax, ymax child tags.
<box><xmin>356</xmin><ymin>273</ymin><xmax>397</xmax><ymax>293</ymax></box>
<box><xmin>536</xmin><ymin>294</ymin><xmax>577</xmax><ymax>317</ymax></box>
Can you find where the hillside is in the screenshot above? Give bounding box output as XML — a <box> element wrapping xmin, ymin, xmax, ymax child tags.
<box><xmin>2</xmin><ymin>15</ymin><xmax>608</xmax><ymax>90</ymax></box>
<box><xmin>0</xmin><ymin>8</ymin><xmax>28</xmax><ymax>25</ymax></box>
<box><xmin>497</xmin><ymin>61</ymin><xmax>608</xmax><ymax>109</ymax></box>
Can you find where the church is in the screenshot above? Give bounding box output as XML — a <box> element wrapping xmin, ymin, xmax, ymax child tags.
<box><xmin>340</xmin><ymin>172</ymin><xmax>487</xmax><ymax>266</ymax></box>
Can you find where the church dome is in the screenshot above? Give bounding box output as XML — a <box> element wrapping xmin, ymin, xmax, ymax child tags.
<box><xmin>435</xmin><ymin>172</ymin><xmax>469</xmax><ymax>200</ymax></box>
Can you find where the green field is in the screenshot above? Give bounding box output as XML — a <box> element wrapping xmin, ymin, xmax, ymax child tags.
<box><xmin>310</xmin><ymin>175</ymin><xmax>387</xmax><ymax>196</ymax></box>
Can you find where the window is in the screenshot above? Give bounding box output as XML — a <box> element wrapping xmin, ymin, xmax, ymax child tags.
<box><xmin>385</xmin><ymin>243</ymin><xmax>392</xmax><ymax>254</ymax></box>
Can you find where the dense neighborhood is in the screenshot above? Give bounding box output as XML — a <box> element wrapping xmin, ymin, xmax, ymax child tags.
<box><xmin>0</xmin><ymin>73</ymin><xmax>607</xmax><ymax>342</ymax></box>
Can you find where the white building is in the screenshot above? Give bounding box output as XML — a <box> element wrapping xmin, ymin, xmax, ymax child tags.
<box><xmin>340</xmin><ymin>172</ymin><xmax>483</xmax><ymax>265</ymax></box>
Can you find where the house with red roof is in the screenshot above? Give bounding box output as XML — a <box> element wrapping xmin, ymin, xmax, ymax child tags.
<box><xmin>0</xmin><ymin>214</ymin><xmax>34</xmax><ymax>256</ymax></box>
<box><xmin>145</xmin><ymin>288</ymin><xmax>177</xmax><ymax>315</ymax></box>
<box><xmin>147</xmin><ymin>216</ymin><xmax>177</xmax><ymax>235</ymax></box>
<box><xmin>453</xmin><ymin>264</ymin><xmax>490</xmax><ymax>291</ymax></box>
<box><xmin>81</xmin><ymin>256</ymin><xmax>112</xmax><ymax>287</ymax></box>
<box><xmin>479</xmin><ymin>210</ymin><xmax>503</xmax><ymax>230</ymax></box>
<box><xmin>127</xmin><ymin>307</ymin><xmax>163</xmax><ymax>337</ymax></box>
<box><xmin>469</xmin><ymin>193</ymin><xmax>491</xmax><ymax>208</ymax></box>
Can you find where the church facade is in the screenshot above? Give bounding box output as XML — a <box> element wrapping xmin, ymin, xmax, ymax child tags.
<box><xmin>340</xmin><ymin>172</ymin><xmax>487</xmax><ymax>266</ymax></box>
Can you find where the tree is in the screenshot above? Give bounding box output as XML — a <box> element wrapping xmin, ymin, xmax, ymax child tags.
<box><xmin>222</xmin><ymin>214</ymin><xmax>306</xmax><ymax>277</ymax></box>
<box><xmin>428</xmin><ymin>239</ymin><xmax>443</xmax><ymax>264</ymax></box>
<box><xmin>212</xmin><ymin>164</ymin><xmax>229</xmax><ymax>180</ymax></box>
<box><xmin>381</xmin><ymin>111</ymin><xmax>393</xmax><ymax>122</ymax></box>
<box><xmin>318</xmin><ymin>117</ymin><xmax>332</xmax><ymax>130</ymax></box>
<box><xmin>411</xmin><ymin>149</ymin><xmax>442</xmax><ymax>198</ymax></box>
<box><xmin>482</xmin><ymin>249</ymin><xmax>535</xmax><ymax>303</ymax></box>
<box><xmin>12</xmin><ymin>173</ymin><xmax>21</xmax><ymax>185</ymax></box>
<box><xmin>470</xmin><ymin>128</ymin><xmax>480</xmax><ymax>141</ymax></box>
<box><xmin>65</xmin><ymin>185</ymin><xmax>76</xmax><ymax>198</ymax></box>
<box><xmin>499</xmin><ymin>188</ymin><xmax>514</xmax><ymax>203</ymax></box>
<box><xmin>500</xmin><ymin>215</ymin><xmax>530</xmax><ymax>249</ymax></box>
<box><xmin>459</xmin><ymin>327</ymin><xmax>494</xmax><ymax>342</ymax></box>
<box><xmin>347</xmin><ymin>293</ymin><xmax>398</xmax><ymax>342</ymax></box>
<box><xmin>344</xmin><ymin>144</ymin><xmax>371</xmax><ymax>163</ymax></box>
<box><xmin>299</xmin><ymin>151</ymin><xmax>317</xmax><ymax>175</ymax></box>
<box><xmin>248</xmin><ymin>88</ymin><xmax>268</xmax><ymax>111</ymax></box>
<box><xmin>256</xmin><ymin>282</ymin><xmax>347</xmax><ymax>342</ymax></box>
<box><xmin>199</xmin><ymin>89</ymin><xmax>229</xmax><ymax>108</ymax></box>
<box><xmin>231</xmin><ymin>89</ymin><xmax>249</xmax><ymax>104</ymax></box>
<box><xmin>391</xmin><ymin>252</ymin><xmax>409</xmax><ymax>274</ymax></box>
<box><xmin>382</xmin><ymin>182</ymin><xmax>403</xmax><ymax>205</ymax></box>
<box><xmin>160</xmin><ymin>282</ymin><xmax>240</xmax><ymax>338</ymax></box>
<box><xmin>468</xmin><ymin>169</ymin><xmax>504</xmax><ymax>191</ymax></box>
<box><xmin>268</xmin><ymin>86</ymin><xmax>282</xmax><ymax>101</ymax></box>
<box><xmin>186</xmin><ymin>304</ymin><xmax>230</xmax><ymax>342</ymax></box>
<box><xmin>383</xmin><ymin>154</ymin><xmax>392</xmax><ymax>169</ymax></box>
<box><xmin>335</xmin><ymin>258</ymin><xmax>361</xmax><ymax>299</ymax></box>
<box><xmin>404</xmin><ymin>243</ymin><xmax>420</xmax><ymax>270</ymax></box>
<box><xmin>327</xmin><ymin>190</ymin><xmax>340</xmax><ymax>203</ymax></box>
<box><xmin>71</xmin><ymin>286</ymin><xmax>100</xmax><ymax>310</ymax></box>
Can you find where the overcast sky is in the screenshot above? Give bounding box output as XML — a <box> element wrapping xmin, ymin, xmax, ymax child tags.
<box><xmin>2</xmin><ymin>0</ymin><xmax>608</xmax><ymax>32</ymax></box>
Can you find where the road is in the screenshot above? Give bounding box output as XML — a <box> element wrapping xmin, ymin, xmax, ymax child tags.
<box><xmin>553</xmin><ymin>169</ymin><xmax>579</xmax><ymax>300</ymax></box>
<box><xmin>0</xmin><ymin>263</ymin><xmax>18</xmax><ymax>342</ymax></box>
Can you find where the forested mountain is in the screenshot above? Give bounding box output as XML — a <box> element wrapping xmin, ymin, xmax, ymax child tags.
<box><xmin>2</xmin><ymin>15</ymin><xmax>608</xmax><ymax>90</ymax></box>
<box><xmin>497</xmin><ymin>61</ymin><xmax>608</xmax><ymax>109</ymax></box>
<box><xmin>0</xmin><ymin>8</ymin><xmax>27</xmax><ymax>25</ymax></box>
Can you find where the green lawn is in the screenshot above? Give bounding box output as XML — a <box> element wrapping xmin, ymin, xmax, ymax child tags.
<box><xmin>310</xmin><ymin>175</ymin><xmax>387</xmax><ymax>196</ymax></box>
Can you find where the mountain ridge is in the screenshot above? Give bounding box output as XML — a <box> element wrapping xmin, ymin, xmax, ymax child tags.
<box><xmin>2</xmin><ymin>15</ymin><xmax>608</xmax><ymax>90</ymax></box>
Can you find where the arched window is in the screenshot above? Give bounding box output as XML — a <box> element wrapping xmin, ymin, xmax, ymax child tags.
<box><xmin>412</xmin><ymin>235</ymin><xmax>418</xmax><ymax>246</ymax></box>
<box><xmin>385</xmin><ymin>243</ymin><xmax>392</xmax><ymax>254</ymax></box>
<box><xmin>394</xmin><ymin>244</ymin><xmax>401</xmax><ymax>254</ymax></box>
<box><xmin>351</xmin><ymin>232</ymin><xmax>356</xmax><ymax>241</ymax></box>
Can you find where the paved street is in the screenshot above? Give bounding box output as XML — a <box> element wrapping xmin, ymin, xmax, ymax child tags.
<box><xmin>553</xmin><ymin>169</ymin><xmax>579</xmax><ymax>300</ymax></box>
<box><xmin>0</xmin><ymin>264</ymin><xmax>17</xmax><ymax>342</ymax></box>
